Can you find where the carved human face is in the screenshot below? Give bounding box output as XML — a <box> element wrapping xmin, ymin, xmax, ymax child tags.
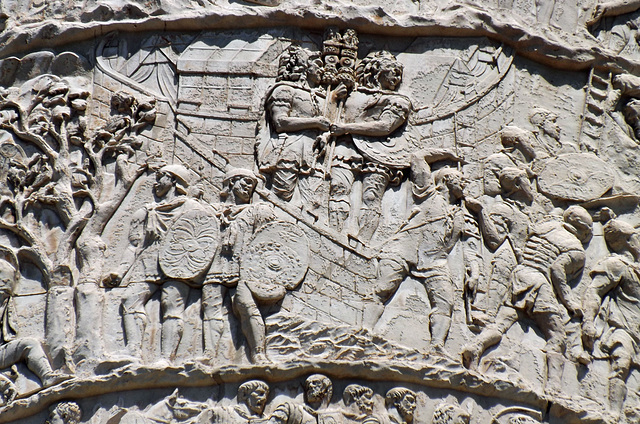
<box><xmin>305</xmin><ymin>377</ymin><xmax>328</xmax><ymax>403</ymax></box>
<box><xmin>378</xmin><ymin>62</ymin><xmax>402</xmax><ymax>91</ymax></box>
<box><xmin>45</xmin><ymin>410</ymin><xmax>64</xmax><ymax>424</ymax></box>
<box><xmin>247</xmin><ymin>386</ymin><xmax>268</xmax><ymax>415</ymax></box>
<box><xmin>572</xmin><ymin>219</ymin><xmax>593</xmax><ymax>244</ymax></box>
<box><xmin>231</xmin><ymin>176</ymin><xmax>256</xmax><ymax>204</ymax></box>
<box><xmin>452</xmin><ymin>409</ymin><xmax>471</xmax><ymax>424</ymax></box>
<box><xmin>628</xmin><ymin>231</ymin><xmax>640</xmax><ymax>258</ymax></box>
<box><xmin>154</xmin><ymin>171</ymin><xmax>173</xmax><ymax>198</ymax></box>
<box><xmin>445</xmin><ymin>172</ymin><xmax>466</xmax><ymax>200</ymax></box>
<box><xmin>355</xmin><ymin>391</ymin><xmax>374</xmax><ymax>414</ymax></box>
<box><xmin>542</xmin><ymin>116</ymin><xmax>560</xmax><ymax>140</ymax></box>
<box><xmin>307</xmin><ymin>58</ymin><xmax>324</xmax><ymax>86</ymax></box>
<box><xmin>397</xmin><ymin>393</ymin><xmax>417</xmax><ymax>422</ymax></box>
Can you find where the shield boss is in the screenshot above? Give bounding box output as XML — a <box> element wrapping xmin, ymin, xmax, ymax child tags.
<box><xmin>241</xmin><ymin>221</ymin><xmax>309</xmax><ymax>302</ymax></box>
<box><xmin>160</xmin><ymin>205</ymin><xmax>219</xmax><ymax>281</ymax></box>
<box><xmin>538</xmin><ymin>153</ymin><xmax>614</xmax><ymax>202</ymax></box>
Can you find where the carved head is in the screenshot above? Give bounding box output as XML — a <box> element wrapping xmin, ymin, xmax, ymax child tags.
<box><xmin>343</xmin><ymin>384</ymin><xmax>374</xmax><ymax>414</ymax></box>
<box><xmin>603</xmin><ymin>217</ymin><xmax>640</xmax><ymax>254</ymax></box>
<box><xmin>46</xmin><ymin>401</ymin><xmax>81</xmax><ymax>424</ymax></box>
<box><xmin>433</xmin><ymin>167</ymin><xmax>466</xmax><ymax>200</ymax></box>
<box><xmin>386</xmin><ymin>388</ymin><xmax>417</xmax><ymax>423</ymax></box>
<box><xmin>155</xmin><ymin>164</ymin><xmax>191</xmax><ymax>198</ymax></box>
<box><xmin>221</xmin><ymin>168</ymin><xmax>260</xmax><ymax>204</ymax></box>
<box><xmin>307</xmin><ymin>54</ymin><xmax>325</xmax><ymax>86</ymax></box>
<box><xmin>563</xmin><ymin>205</ymin><xmax>593</xmax><ymax>244</ymax></box>
<box><xmin>529</xmin><ymin>107</ymin><xmax>560</xmax><ymax>141</ymax></box>
<box><xmin>238</xmin><ymin>380</ymin><xmax>269</xmax><ymax>416</ymax></box>
<box><xmin>431</xmin><ymin>403</ymin><xmax>470</xmax><ymax>424</ymax></box>
<box><xmin>356</xmin><ymin>51</ymin><xmax>403</xmax><ymax>91</ymax></box>
<box><xmin>486</xmin><ymin>202</ymin><xmax>516</xmax><ymax>235</ymax></box>
<box><xmin>0</xmin><ymin>246</ymin><xmax>18</xmax><ymax>297</ymax></box>
<box><xmin>277</xmin><ymin>46</ymin><xmax>309</xmax><ymax>84</ymax></box>
<box><xmin>304</xmin><ymin>374</ymin><xmax>333</xmax><ymax>406</ymax></box>
<box><xmin>498</xmin><ymin>167</ymin><xmax>533</xmax><ymax>201</ymax></box>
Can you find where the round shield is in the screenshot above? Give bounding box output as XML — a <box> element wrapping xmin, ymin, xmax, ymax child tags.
<box><xmin>537</xmin><ymin>153</ymin><xmax>615</xmax><ymax>202</ymax></box>
<box><xmin>241</xmin><ymin>221</ymin><xmax>309</xmax><ymax>298</ymax></box>
<box><xmin>159</xmin><ymin>204</ymin><xmax>219</xmax><ymax>281</ymax></box>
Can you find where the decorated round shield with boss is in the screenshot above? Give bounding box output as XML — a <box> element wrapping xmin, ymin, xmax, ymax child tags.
<box><xmin>241</xmin><ymin>221</ymin><xmax>309</xmax><ymax>302</ymax></box>
<box><xmin>159</xmin><ymin>204</ymin><xmax>219</xmax><ymax>282</ymax></box>
<box><xmin>538</xmin><ymin>153</ymin><xmax>615</xmax><ymax>202</ymax></box>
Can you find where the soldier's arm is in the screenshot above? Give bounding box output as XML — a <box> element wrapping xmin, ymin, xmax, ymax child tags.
<box><xmin>104</xmin><ymin>207</ymin><xmax>146</xmax><ymax>286</ymax></box>
<box><xmin>465</xmin><ymin>198</ymin><xmax>505</xmax><ymax>251</ymax></box>
<box><xmin>588</xmin><ymin>0</ymin><xmax>640</xmax><ymax>26</ymax></box>
<box><xmin>0</xmin><ymin>374</ymin><xmax>16</xmax><ymax>406</ymax></box>
<box><xmin>268</xmin><ymin>86</ymin><xmax>330</xmax><ymax>133</ymax></box>
<box><xmin>409</xmin><ymin>152</ymin><xmax>433</xmax><ymax>200</ymax></box>
<box><xmin>582</xmin><ymin>259</ymin><xmax>622</xmax><ymax>347</ymax></box>
<box><xmin>253</xmin><ymin>202</ymin><xmax>277</xmax><ymax>231</ymax></box>
<box><xmin>549</xmin><ymin>250</ymin><xmax>586</xmax><ymax>316</ymax></box>
<box><xmin>266</xmin><ymin>402</ymin><xmax>294</xmax><ymax>424</ymax></box>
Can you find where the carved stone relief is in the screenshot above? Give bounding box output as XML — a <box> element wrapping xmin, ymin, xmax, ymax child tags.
<box><xmin>5</xmin><ymin>1</ymin><xmax>640</xmax><ymax>423</ymax></box>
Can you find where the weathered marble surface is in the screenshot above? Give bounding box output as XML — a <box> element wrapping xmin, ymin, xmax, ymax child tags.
<box><xmin>3</xmin><ymin>1</ymin><xmax>640</xmax><ymax>423</ymax></box>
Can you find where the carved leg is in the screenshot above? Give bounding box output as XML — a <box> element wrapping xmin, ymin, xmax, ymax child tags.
<box><xmin>121</xmin><ymin>283</ymin><xmax>156</xmax><ymax>360</ymax></box>
<box><xmin>535</xmin><ymin>0</ymin><xmax>556</xmax><ymax>26</ymax></box>
<box><xmin>357</xmin><ymin>170</ymin><xmax>389</xmax><ymax>242</ymax></box>
<box><xmin>535</xmin><ymin>310</ymin><xmax>566</xmax><ymax>394</ymax></box>
<box><xmin>329</xmin><ymin>166</ymin><xmax>355</xmax><ymax>232</ymax></box>
<box><xmin>429</xmin><ymin>313</ymin><xmax>451</xmax><ymax>354</ymax></box>
<box><xmin>0</xmin><ymin>338</ymin><xmax>69</xmax><ymax>387</ymax></box>
<box><xmin>545</xmin><ymin>351</ymin><xmax>565</xmax><ymax>396</ymax></box>
<box><xmin>424</xmin><ymin>271</ymin><xmax>454</xmax><ymax>352</ymax></box>
<box><xmin>471</xmin><ymin>250</ymin><xmax>514</xmax><ymax>328</ymax></box>
<box><xmin>202</xmin><ymin>283</ymin><xmax>228</xmax><ymax>360</ymax></box>
<box><xmin>609</xmin><ymin>344</ymin><xmax>632</xmax><ymax>415</ymax></box>
<box><xmin>609</xmin><ymin>377</ymin><xmax>627</xmax><ymax>417</ymax></box>
<box><xmin>462</xmin><ymin>306</ymin><xmax>517</xmax><ymax>369</ymax></box>
<box><xmin>160</xmin><ymin>280</ymin><xmax>190</xmax><ymax>361</ymax></box>
<box><xmin>375</xmin><ymin>258</ymin><xmax>408</xmax><ymax>304</ymax></box>
<box><xmin>233</xmin><ymin>281</ymin><xmax>268</xmax><ymax>363</ymax></box>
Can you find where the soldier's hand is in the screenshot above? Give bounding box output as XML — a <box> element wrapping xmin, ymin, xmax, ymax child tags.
<box><xmin>330</xmin><ymin>123</ymin><xmax>348</xmax><ymax>136</ymax></box>
<box><xmin>567</xmin><ymin>300</ymin><xmax>583</xmax><ymax>318</ymax></box>
<box><xmin>317</xmin><ymin>116</ymin><xmax>331</xmax><ymax>131</ymax></box>
<box><xmin>465</xmin><ymin>269</ymin><xmax>479</xmax><ymax>293</ymax></box>
<box><xmin>314</xmin><ymin>133</ymin><xmax>328</xmax><ymax>155</ymax></box>
<box><xmin>582</xmin><ymin>321</ymin><xmax>597</xmax><ymax>350</ymax></box>
<box><xmin>465</xmin><ymin>197</ymin><xmax>483</xmax><ymax>213</ymax></box>
<box><xmin>0</xmin><ymin>378</ymin><xmax>17</xmax><ymax>405</ymax></box>
<box><xmin>333</xmin><ymin>83</ymin><xmax>348</xmax><ymax>101</ymax></box>
<box><xmin>103</xmin><ymin>272</ymin><xmax>122</xmax><ymax>287</ymax></box>
<box><xmin>586</xmin><ymin>3</ymin><xmax>605</xmax><ymax>27</ymax></box>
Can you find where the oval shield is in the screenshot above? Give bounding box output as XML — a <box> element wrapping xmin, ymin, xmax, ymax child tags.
<box><xmin>538</xmin><ymin>153</ymin><xmax>615</xmax><ymax>202</ymax></box>
<box><xmin>241</xmin><ymin>221</ymin><xmax>309</xmax><ymax>300</ymax></box>
<box><xmin>159</xmin><ymin>204</ymin><xmax>219</xmax><ymax>282</ymax></box>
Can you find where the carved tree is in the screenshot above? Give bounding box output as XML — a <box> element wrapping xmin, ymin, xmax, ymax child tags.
<box><xmin>0</xmin><ymin>75</ymin><xmax>156</xmax><ymax>367</ymax></box>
